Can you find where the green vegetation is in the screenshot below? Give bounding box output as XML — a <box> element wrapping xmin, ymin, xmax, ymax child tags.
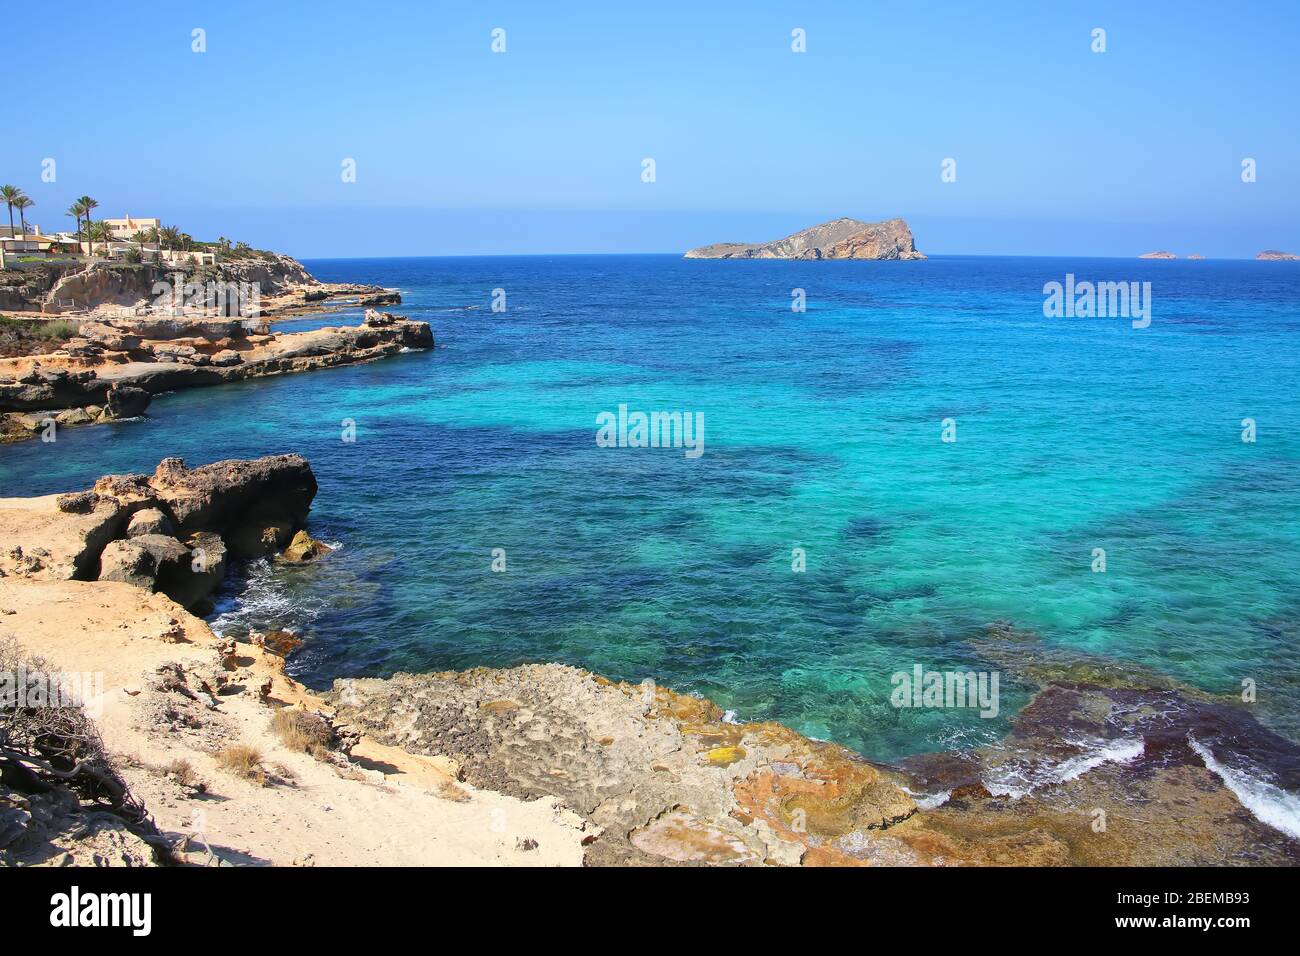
<box><xmin>75</xmin><ymin>195</ymin><xmax>99</xmax><ymax>252</ymax></box>
<box><xmin>13</xmin><ymin>194</ymin><xmax>34</xmax><ymax>235</ymax></box>
<box><xmin>0</xmin><ymin>184</ymin><xmax>25</xmax><ymax>237</ymax></box>
<box><xmin>0</xmin><ymin>315</ymin><xmax>80</xmax><ymax>358</ymax></box>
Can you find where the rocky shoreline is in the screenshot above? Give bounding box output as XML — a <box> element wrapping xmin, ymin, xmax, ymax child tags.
<box><xmin>0</xmin><ymin>309</ymin><xmax>431</xmax><ymax>443</ymax></box>
<box><xmin>2</xmin><ymin>455</ymin><xmax>1296</xmax><ymax>867</ymax></box>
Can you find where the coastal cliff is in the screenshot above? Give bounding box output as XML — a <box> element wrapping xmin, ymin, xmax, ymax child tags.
<box><xmin>1</xmin><ymin>254</ymin><xmax>399</xmax><ymax>319</ymax></box>
<box><xmin>2</xmin><ymin>456</ymin><xmax>1296</xmax><ymax>867</ymax></box>
<box><xmin>685</xmin><ymin>217</ymin><xmax>925</xmax><ymax>260</ymax></box>
<box><xmin>0</xmin><ymin>309</ymin><xmax>432</xmax><ymax>443</ymax></box>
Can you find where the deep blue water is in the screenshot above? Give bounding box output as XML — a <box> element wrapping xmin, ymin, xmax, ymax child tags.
<box><xmin>3</xmin><ymin>254</ymin><xmax>1298</xmax><ymax>761</ymax></box>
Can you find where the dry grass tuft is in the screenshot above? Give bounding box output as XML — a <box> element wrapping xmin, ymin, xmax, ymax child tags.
<box><xmin>271</xmin><ymin>708</ymin><xmax>333</xmax><ymax>759</ymax></box>
<box><xmin>163</xmin><ymin>758</ymin><xmax>205</xmax><ymax>793</ymax></box>
<box><xmin>215</xmin><ymin>744</ymin><xmax>268</xmax><ymax>786</ymax></box>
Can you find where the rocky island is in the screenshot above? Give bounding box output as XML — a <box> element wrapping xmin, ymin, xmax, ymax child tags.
<box><xmin>2</xmin><ymin>455</ymin><xmax>1295</xmax><ymax>866</ymax></box>
<box><xmin>1257</xmin><ymin>250</ymin><xmax>1300</xmax><ymax>261</ymax></box>
<box><xmin>684</xmin><ymin>217</ymin><xmax>925</xmax><ymax>260</ymax></box>
<box><xmin>1138</xmin><ymin>251</ymin><xmax>1177</xmax><ymax>259</ymax></box>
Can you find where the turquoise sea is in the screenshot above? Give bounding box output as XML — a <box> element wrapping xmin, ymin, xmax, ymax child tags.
<box><xmin>3</xmin><ymin>255</ymin><xmax>1298</xmax><ymax>762</ymax></box>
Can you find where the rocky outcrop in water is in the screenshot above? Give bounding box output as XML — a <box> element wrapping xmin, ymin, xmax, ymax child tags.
<box><xmin>1138</xmin><ymin>251</ymin><xmax>1177</xmax><ymax>259</ymax></box>
<box><xmin>0</xmin><ymin>310</ymin><xmax>432</xmax><ymax>443</ymax></box>
<box><xmin>685</xmin><ymin>217</ymin><xmax>925</xmax><ymax>260</ymax></box>
<box><xmin>1257</xmin><ymin>250</ymin><xmax>1300</xmax><ymax>261</ymax></box>
<box><xmin>0</xmin><ymin>455</ymin><xmax>318</xmax><ymax>611</ymax></box>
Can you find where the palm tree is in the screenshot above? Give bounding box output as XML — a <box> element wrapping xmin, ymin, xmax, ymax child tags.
<box><xmin>70</xmin><ymin>196</ymin><xmax>99</xmax><ymax>255</ymax></box>
<box><xmin>13</xmin><ymin>196</ymin><xmax>34</xmax><ymax>238</ymax></box>
<box><xmin>87</xmin><ymin>220</ymin><xmax>114</xmax><ymax>257</ymax></box>
<box><xmin>66</xmin><ymin>201</ymin><xmax>90</xmax><ymax>254</ymax></box>
<box><xmin>77</xmin><ymin>197</ymin><xmax>99</xmax><ymax>245</ymax></box>
<box><xmin>0</xmin><ymin>185</ymin><xmax>22</xmax><ymax>239</ymax></box>
<box><xmin>129</xmin><ymin>228</ymin><xmax>159</xmax><ymax>261</ymax></box>
<box><xmin>159</xmin><ymin>225</ymin><xmax>181</xmax><ymax>254</ymax></box>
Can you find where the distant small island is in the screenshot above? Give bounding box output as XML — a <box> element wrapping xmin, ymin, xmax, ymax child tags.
<box><xmin>1138</xmin><ymin>251</ymin><xmax>1176</xmax><ymax>259</ymax></box>
<box><xmin>1257</xmin><ymin>250</ymin><xmax>1300</xmax><ymax>261</ymax></box>
<box><xmin>684</xmin><ymin>217</ymin><xmax>925</xmax><ymax>260</ymax></box>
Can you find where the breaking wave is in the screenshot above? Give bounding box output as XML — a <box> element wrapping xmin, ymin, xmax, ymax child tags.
<box><xmin>1189</xmin><ymin>736</ymin><xmax>1300</xmax><ymax>841</ymax></box>
<box><xmin>982</xmin><ymin>737</ymin><xmax>1145</xmax><ymax>800</ymax></box>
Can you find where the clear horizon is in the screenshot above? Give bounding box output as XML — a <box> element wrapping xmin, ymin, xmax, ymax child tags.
<box><xmin>10</xmin><ymin>1</ymin><xmax>1299</xmax><ymax>259</ymax></box>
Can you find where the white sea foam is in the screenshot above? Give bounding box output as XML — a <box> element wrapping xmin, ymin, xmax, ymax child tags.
<box><xmin>983</xmin><ymin>736</ymin><xmax>1144</xmax><ymax>800</ymax></box>
<box><xmin>900</xmin><ymin>786</ymin><xmax>952</xmax><ymax>810</ymax></box>
<box><xmin>1054</xmin><ymin>737</ymin><xmax>1145</xmax><ymax>784</ymax></box>
<box><xmin>1189</xmin><ymin>736</ymin><xmax>1300</xmax><ymax>841</ymax></box>
<box><xmin>721</xmin><ymin>709</ymin><xmax>739</xmax><ymax>724</ymax></box>
<box><xmin>208</xmin><ymin>557</ymin><xmax>316</xmax><ymax>638</ymax></box>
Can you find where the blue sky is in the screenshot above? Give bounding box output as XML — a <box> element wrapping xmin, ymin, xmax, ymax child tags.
<box><xmin>8</xmin><ymin>1</ymin><xmax>1298</xmax><ymax>257</ymax></box>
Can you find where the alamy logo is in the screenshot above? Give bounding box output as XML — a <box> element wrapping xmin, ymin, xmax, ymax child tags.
<box><xmin>1</xmin><ymin>666</ymin><xmax>104</xmax><ymax>718</ymax></box>
<box><xmin>890</xmin><ymin>664</ymin><xmax>1000</xmax><ymax>718</ymax></box>
<box><xmin>595</xmin><ymin>404</ymin><xmax>705</xmax><ymax>458</ymax></box>
<box><xmin>49</xmin><ymin>887</ymin><xmax>152</xmax><ymax>936</ymax></box>
<box><xmin>1043</xmin><ymin>274</ymin><xmax>1151</xmax><ymax>328</ymax></box>
<box><xmin>151</xmin><ymin>274</ymin><xmax>261</xmax><ymax>317</ymax></box>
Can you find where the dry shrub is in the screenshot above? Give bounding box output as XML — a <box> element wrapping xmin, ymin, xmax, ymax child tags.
<box><xmin>0</xmin><ymin>637</ymin><xmax>138</xmax><ymax>813</ymax></box>
<box><xmin>271</xmin><ymin>708</ymin><xmax>332</xmax><ymax>759</ymax></box>
<box><xmin>163</xmin><ymin>758</ymin><xmax>205</xmax><ymax>793</ymax></box>
<box><xmin>215</xmin><ymin>744</ymin><xmax>268</xmax><ymax>786</ymax></box>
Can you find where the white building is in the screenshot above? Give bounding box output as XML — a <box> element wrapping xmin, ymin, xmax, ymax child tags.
<box><xmin>103</xmin><ymin>216</ymin><xmax>162</xmax><ymax>239</ymax></box>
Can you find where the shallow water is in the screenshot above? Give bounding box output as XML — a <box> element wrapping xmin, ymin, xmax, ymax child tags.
<box><xmin>3</xmin><ymin>254</ymin><xmax>1298</xmax><ymax>761</ymax></box>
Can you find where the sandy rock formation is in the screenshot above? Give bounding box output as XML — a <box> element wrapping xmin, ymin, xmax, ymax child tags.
<box><xmin>685</xmin><ymin>217</ymin><xmax>925</xmax><ymax>260</ymax></box>
<box><xmin>127</xmin><ymin>507</ymin><xmax>175</xmax><ymax>538</ymax></box>
<box><xmin>0</xmin><ymin>455</ymin><xmax>318</xmax><ymax>610</ymax></box>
